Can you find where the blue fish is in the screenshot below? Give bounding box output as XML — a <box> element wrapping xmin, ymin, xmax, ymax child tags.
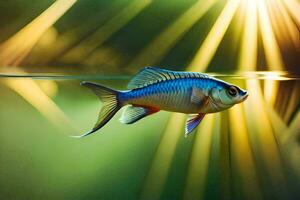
<box><xmin>77</xmin><ymin>67</ymin><xmax>248</xmax><ymax>137</ymax></box>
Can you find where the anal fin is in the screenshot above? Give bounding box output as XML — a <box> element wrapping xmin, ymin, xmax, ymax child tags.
<box><xmin>120</xmin><ymin>105</ymin><xmax>159</xmax><ymax>124</ymax></box>
<box><xmin>185</xmin><ymin>113</ymin><xmax>206</xmax><ymax>137</ymax></box>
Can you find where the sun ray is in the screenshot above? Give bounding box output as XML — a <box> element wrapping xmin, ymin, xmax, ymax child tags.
<box><xmin>139</xmin><ymin>2</ymin><xmax>241</xmax><ymax>199</ymax></box>
<box><xmin>244</xmin><ymin>80</ymin><xmax>290</xmax><ymax>199</ymax></box>
<box><xmin>229</xmin><ymin>103</ymin><xmax>263</xmax><ymax>199</ymax></box>
<box><xmin>265</xmin><ymin>103</ymin><xmax>288</xmax><ymax>142</ymax></box>
<box><xmin>40</xmin><ymin>1</ymin><xmax>126</xmax><ymax>65</ymax></box>
<box><xmin>283</xmin><ymin>0</ymin><xmax>300</xmax><ymax>27</ymax></box>
<box><xmin>267</xmin><ymin>0</ymin><xmax>299</xmax><ymax>48</ymax></box>
<box><xmin>2</xmin><ymin>72</ymin><xmax>75</xmax><ymax>133</ymax></box>
<box><xmin>188</xmin><ymin>0</ymin><xmax>241</xmax><ymax>71</ymax></box>
<box><xmin>0</xmin><ymin>0</ymin><xmax>77</xmax><ymax>134</ymax></box>
<box><xmin>263</xmin><ymin>75</ymin><xmax>282</xmax><ymax>107</ymax></box>
<box><xmin>265</xmin><ymin>0</ymin><xmax>289</xmax><ymax>46</ymax></box>
<box><xmin>182</xmin><ymin>114</ymin><xmax>215</xmax><ymax>200</ymax></box>
<box><xmin>283</xmin><ymin>83</ymin><xmax>300</xmax><ymax>122</ymax></box>
<box><xmin>126</xmin><ymin>0</ymin><xmax>216</xmax><ymax>70</ymax></box>
<box><xmin>263</xmin><ymin>105</ymin><xmax>300</xmax><ymax>188</ymax></box>
<box><xmin>282</xmin><ymin>110</ymin><xmax>300</xmax><ymax>145</ymax></box>
<box><xmin>232</xmin><ymin>0</ymin><xmax>248</xmax><ymax>44</ymax></box>
<box><xmin>238</xmin><ymin>1</ymin><xmax>292</xmax><ymax>198</ymax></box>
<box><xmin>139</xmin><ymin>113</ymin><xmax>185</xmax><ymax>200</ymax></box>
<box><xmin>238</xmin><ymin>0</ymin><xmax>257</xmax><ymax>71</ymax></box>
<box><xmin>219</xmin><ymin>111</ymin><xmax>232</xmax><ymax>199</ymax></box>
<box><xmin>62</xmin><ymin>0</ymin><xmax>152</xmax><ymax>63</ymax></box>
<box><xmin>280</xmin><ymin>110</ymin><xmax>300</xmax><ymax>180</ymax></box>
<box><xmin>0</xmin><ymin>0</ymin><xmax>77</xmax><ymax>66</ymax></box>
<box><xmin>257</xmin><ymin>0</ymin><xmax>285</xmax><ymax>106</ymax></box>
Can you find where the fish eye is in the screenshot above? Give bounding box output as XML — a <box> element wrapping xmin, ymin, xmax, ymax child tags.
<box><xmin>228</xmin><ymin>87</ymin><xmax>238</xmax><ymax>97</ymax></box>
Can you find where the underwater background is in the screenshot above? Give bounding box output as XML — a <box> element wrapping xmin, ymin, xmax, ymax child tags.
<box><xmin>0</xmin><ymin>0</ymin><xmax>299</xmax><ymax>199</ymax></box>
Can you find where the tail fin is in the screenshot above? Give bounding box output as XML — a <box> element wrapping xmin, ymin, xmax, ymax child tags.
<box><xmin>74</xmin><ymin>81</ymin><xmax>122</xmax><ymax>138</ymax></box>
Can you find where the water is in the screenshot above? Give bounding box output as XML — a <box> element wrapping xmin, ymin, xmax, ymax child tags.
<box><xmin>0</xmin><ymin>72</ymin><xmax>299</xmax><ymax>200</ymax></box>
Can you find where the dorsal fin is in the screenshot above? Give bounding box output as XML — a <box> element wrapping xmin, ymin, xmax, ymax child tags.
<box><xmin>127</xmin><ymin>67</ymin><xmax>209</xmax><ymax>89</ymax></box>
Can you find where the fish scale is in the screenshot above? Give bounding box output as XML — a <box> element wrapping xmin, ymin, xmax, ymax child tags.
<box><xmin>121</xmin><ymin>78</ymin><xmax>207</xmax><ymax>113</ymax></box>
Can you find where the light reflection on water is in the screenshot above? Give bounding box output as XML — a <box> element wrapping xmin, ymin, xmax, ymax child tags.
<box><xmin>0</xmin><ymin>70</ymin><xmax>299</xmax><ymax>80</ymax></box>
<box><xmin>0</xmin><ymin>72</ymin><xmax>299</xmax><ymax>200</ymax></box>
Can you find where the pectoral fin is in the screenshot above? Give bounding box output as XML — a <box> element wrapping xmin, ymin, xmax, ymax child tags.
<box><xmin>191</xmin><ymin>87</ymin><xmax>208</xmax><ymax>106</ymax></box>
<box><xmin>185</xmin><ymin>113</ymin><xmax>206</xmax><ymax>136</ymax></box>
<box><xmin>120</xmin><ymin>105</ymin><xmax>159</xmax><ymax>124</ymax></box>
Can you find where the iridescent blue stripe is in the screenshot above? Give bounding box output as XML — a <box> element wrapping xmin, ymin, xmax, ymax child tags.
<box><xmin>118</xmin><ymin>77</ymin><xmax>227</xmax><ymax>104</ymax></box>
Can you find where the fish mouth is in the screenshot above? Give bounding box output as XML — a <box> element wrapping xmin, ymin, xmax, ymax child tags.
<box><xmin>242</xmin><ymin>93</ymin><xmax>249</xmax><ymax>101</ymax></box>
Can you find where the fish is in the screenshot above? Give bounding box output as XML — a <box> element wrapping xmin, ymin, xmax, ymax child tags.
<box><xmin>76</xmin><ymin>67</ymin><xmax>248</xmax><ymax>138</ymax></box>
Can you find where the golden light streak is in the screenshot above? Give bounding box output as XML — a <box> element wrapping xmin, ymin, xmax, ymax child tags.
<box><xmin>0</xmin><ymin>0</ymin><xmax>79</xmax><ymax>135</ymax></box>
<box><xmin>244</xmin><ymin>80</ymin><xmax>289</xmax><ymax>199</ymax></box>
<box><xmin>265</xmin><ymin>103</ymin><xmax>288</xmax><ymax>142</ymax></box>
<box><xmin>267</xmin><ymin>0</ymin><xmax>299</xmax><ymax>48</ymax></box>
<box><xmin>41</xmin><ymin>1</ymin><xmax>124</xmax><ymax>64</ymax></box>
<box><xmin>257</xmin><ymin>0</ymin><xmax>284</xmax><ymax>71</ymax></box>
<box><xmin>257</xmin><ymin>0</ymin><xmax>286</xmax><ymax>106</ymax></box>
<box><xmin>182</xmin><ymin>114</ymin><xmax>215</xmax><ymax>200</ymax></box>
<box><xmin>232</xmin><ymin>0</ymin><xmax>247</xmax><ymax>44</ymax></box>
<box><xmin>238</xmin><ymin>0</ymin><xmax>257</xmax><ymax>71</ymax></box>
<box><xmin>238</xmin><ymin>2</ymin><xmax>290</xmax><ymax>196</ymax></box>
<box><xmin>3</xmin><ymin>77</ymin><xmax>75</xmax><ymax>133</ymax></box>
<box><xmin>126</xmin><ymin>0</ymin><xmax>216</xmax><ymax>70</ymax></box>
<box><xmin>283</xmin><ymin>110</ymin><xmax>300</xmax><ymax>144</ymax></box>
<box><xmin>188</xmin><ymin>0</ymin><xmax>241</xmax><ymax>71</ymax></box>
<box><xmin>229</xmin><ymin>104</ymin><xmax>262</xmax><ymax>200</ymax></box>
<box><xmin>38</xmin><ymin>80</ymin><xmax>59</xmax><ymax>98</ymax></box>
<box><xmin>62</xmin><ymin>0</ymin><xmax>152</xmax><ymax>63</ymax></box>
<box><xmin>283</xmin><ymin>0</ymin><xmax>300</xmax><ymax>27</ymax></box>
<box><xmin>281</xmin><ymin>110</ymin><xmax>300</xmax><ymax>179</ymax></box>
<box><xmin>0</xmin><ymin>0</ymin><xmax>77</xmax><ymax>66</ymax></box>
<box><xmin>140</xmin><ymin>2</ymin><xmax>240</xmax><ymax>198</ymax></box>
<box><xmin>283</xmin><ymin>83</ymin><xmax>300</xmax><ymax>122</ymax></box>
<box><xmin>263</xmin><ymin>106</ymin><xmax>300</xmax><ymax>184</ymax></box>
<box><xmin>257</xmin><ymin>0</ymin><xmax>285</xmax><ymax>106</ymax></box>
<box><xmin>219</xmin><ymin>111</ymin><xmax>232</xmax><ymax>199</ymax></box>
<box><xmin>139</xmin><ymin>113</ymin><xmax>185</xmax><ymax>200</ymax></box>
<box><xmin>229</xmin><ymin>1</ymin><xmax>261</xmax><ymax>179</ymax></box>
<box><xmin>141</xmin><ymin>0</ymin><xmax>239</xmax><ymax>200</ymax></box>
<box><xmin>263</xmin><ymin>73</ymin><xmax>282</xmax><ymax>107</ymax></box>
<box><xmin>265</xmin><ymin>0</ymin><xmax>289</xmax><ymax>46</ymax></box>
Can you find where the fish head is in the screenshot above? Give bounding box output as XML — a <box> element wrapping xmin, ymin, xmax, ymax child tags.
<box><xmin>209</xmin><ymin>84</ymin><xmax>248</xmax><ymax>111</ymax></box>
<box><xmin>217</xmin><ymin>84</ymin><xmax>248</xmax><ymax>104</ymax></box>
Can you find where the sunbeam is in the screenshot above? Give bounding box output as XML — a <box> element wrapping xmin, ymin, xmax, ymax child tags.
<box><xmin>278</xmin><ymin>110</ymin><xmax>300</xmax><ymax>186</ymax></box>
<box><xmin>229</xmin><ymin>103</ymin><xmax>263</xmax><ymax>200</ymax></box>
<box><xmin>188</xmin><ymin>0</ymin><xmax>240</xmax><ymax>71</ymax></box>
<box><xmin>283</xmin><ymin>0</ymin><xmax>300</xmax><ymax>27</ymax></box>
<box><xmin>237</xmin><ymin>1</ymin><xmax>293</xmax><ymax>198</ymax></box>
<box><xmin>62</xmin><ymin>0</ymin><xmax>152</xmax><ymax>63</ymax></box>
<box><xmin>0</xmin><ymin>0</ymin><xmax>77</xmax><ymax>134</ymax></box>
<box><xmin>257</xmin><ymin>0</ymin><xmax>284</xmax><ymax>106</ymax></box>
<box><xmin>238</xmin><ymin>0</ymin><xmax>257</xmax><ymax>71</ymax></box>
<box><xmin>3</xmin><ymin>75</ymin><xmax>75</xmax><ymax>133</ymax></box>
<box><xmin>126</xmin><ymin>0</ymin><xmax>216</xmax><ymax>70</ymax></box>
<box><xmin>0</xmin><ymin>0</ymin><xmax>77</xmax><ymax>66</ymax></box>
<box><xmin>40</xmin><ymin>1</ymin><xmax>126</xmax><ymax>65</ymax></box>
<box><xmin>182</xmin><ymin>114</ymin><xmax>215</xmax><ymax>200</ymax></box>
<box><xmin>139</xmin><ymin>113</ymin><xmax>185</xmax><ymax>200</ymax></box>
<box><xmin>140</xmin><ymin>1</ymin><xmax>241</xmax><ymax>199</ymax></box>
<box><xmin>244</xmin><ymin>80</ymin><xmax>290</xmax><ymax>199</ymax></box>
<box><xmin>283</xmin><ymin>83</ymin><xmax>300</xmax><ymax>122</ymax></box>
<box><xmin>267</xmin><ymin>0</ymin><xmax>299</xmax><ymax>48</ymax></box>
